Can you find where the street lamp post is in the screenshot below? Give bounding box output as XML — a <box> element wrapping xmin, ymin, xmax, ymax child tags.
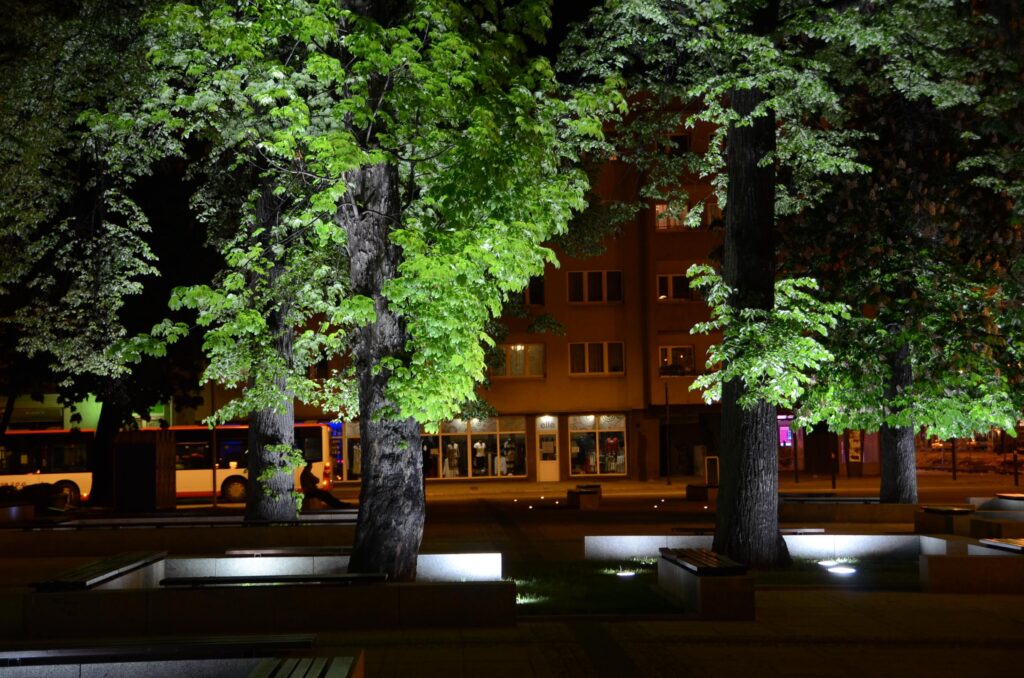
<box><xmin>659</xmin><ymin>364</ymin><xmax>685</xmax><ymax>486</ymax></box>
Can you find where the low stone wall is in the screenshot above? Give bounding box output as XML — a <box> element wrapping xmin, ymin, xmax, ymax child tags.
<box><xmin>585</xmin><ymin>534</ymin><xmax>919</xmax><ymax>561</ymax></box>
<box><xmin>0</xmin><ymin>580</ymin><xmax>516</xmax><ymax>640</ymax></box>
<box><xmin>0</xmin><ymin>524</ymin><xmax>356</xmax><ymax>558</ymax></box>
<box><xmin>920</xmin><ymin>554</ymin><xmax>1024</xmax><ymax>594</ymax></box>
<box><xmin>165</xmin><ymin>552</ymin><xmax>503</xmax><ymax>582</ymax></box>
<box><xmin>779</xmin><ymin>503</ymin><xmax>917</xmax><ymax>523</ymax></box>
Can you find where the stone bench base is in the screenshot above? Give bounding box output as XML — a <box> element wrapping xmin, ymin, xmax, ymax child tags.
<box><xmin>566</xmin><ymin>490</ymin><xmax>600</xmax><ymax>510</ymax></box>
<box><xmin>657</xmin><ymin>556</ymin><xmax>754</xmax><ymax>620</ymax></box>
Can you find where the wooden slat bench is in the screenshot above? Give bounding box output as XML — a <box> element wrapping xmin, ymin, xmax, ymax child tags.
<box><xmin>978</xmin><ymin>537</ymin><xmax>1024</xmax><ymax>553</ymax></box>
<box><xmin>915</xmin><ymin>505</ymin><xmax>976</xmax><ymax>535</ymax></box>
<box><xmin>657</xmin><ymin>547</ymin><xmax>754</xmax><ymax>620</ymax></box>
<box><xmin>249</xmin><ymin>652</ymin><xmax>364</xmax><ymax>678</ymax></box>
<box><xmin>31</xmin><ymin>551</ymin><xmax>167</xmax><ymax>592</ymax></box>
<box><xmin>161</xmin><ymin>572</ymin><xmax>387</xmax><ymax>587</ymax></box>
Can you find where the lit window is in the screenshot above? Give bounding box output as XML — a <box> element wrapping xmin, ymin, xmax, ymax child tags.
<box><xmin>656</xmin><ymin>274</ymin><xmax>698</xmax><ymax>301</ymax></box>
<box><xmin>659</xmin><ymin>345</ymin><xmax>696</xmax><ymax>376</ymax></box>
<box><xmin>493</xmin><ymin>344</ymin><xmax>545</xmax><ymax>378</ymax></box>
<box><xmin>655</xmin><ymin>203</ymin><xmax>688</xmax><ymax>230</ymax></box>
<box><xmin>569</xmin><ymin>413</ymin><xmax>627</xmax><ymax>476</ymax></box>
<box><xmin>569</xmin><ymin>342</ymin><xmax>626</xmax><ymax>375</ymax></box>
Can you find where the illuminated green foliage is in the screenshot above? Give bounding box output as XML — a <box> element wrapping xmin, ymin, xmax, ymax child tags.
<box><xmin>93</xmin><ymin>0</ymin><xmax>612</xmax><ymax>429</ymax></box>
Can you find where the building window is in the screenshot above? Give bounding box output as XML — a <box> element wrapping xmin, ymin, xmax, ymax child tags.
<box><xmin>656</xmin><ymin>274</ymin><xmax>698</xmax><ymax>301</ymax></box>
<box><xmin>655</xmin><ymin>203</ymin><xmax>688</xmax><ymax>231</ymax></box>
<box><xmin>525</xmin><ymin>276</ymin><xmax>545</xmax><ymax>305</ymax></box>
<box><xmin>493</xmin><ymin>344</ymin><xmax>545</xmax><ymax>378</ymax></box>
<box><xmin>569</xmin><ymin>342</ymin><xmax>625</xmax><ymax>375</ymax></box>
<box><xmin>663</xmin><ymin>133</ymin><xmax>691</xmax><ymax>157</ymax></box>
<box><xmin>569</xmin><ymin>413</ymin><xmax>627</xmax><ymax>476</ymax></box>
<box><xmin>431</xmin><ymin>417</ymin><xmax>527</xmax><ymax>479</ymax></box>
<box><xmin>567</xmin><ymin>271</ymin><xmax>623</xmax><ymax>303</ymax></box>
<box><xmin>659</xmin><ymin>345</ymin><xmax>696</xmax><ymax>376</ymax></box>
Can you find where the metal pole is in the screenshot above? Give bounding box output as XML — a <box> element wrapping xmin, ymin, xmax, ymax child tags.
<box><xmin>793</xmin><ymin>427</ymin><xmax>800</xmax><ymax>484</ymax></box>
<box><xmin>664</xmin><ymin>381</ymin><xmax>671</xmax><ymax>486</ymax></box>
<box><xmin>951</xmin><ymin>438</ymin><xmax>958</xmax><ymax>481</ymax></box>
<box><xmin>210</xmin><ymin>384</ymin><xmax>218</xmax><ymax>508</ymax></box>
<box><xmin>831</xmin><ymin>440</ymin><xmax>837</xmax><ymax>490</ymax></box>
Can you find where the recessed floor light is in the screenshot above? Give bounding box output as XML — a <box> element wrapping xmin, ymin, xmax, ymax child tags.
<box><xmin>827</xmin><ymin>566</ymin><xmax>856</xmax><ymax>575</ymax></box>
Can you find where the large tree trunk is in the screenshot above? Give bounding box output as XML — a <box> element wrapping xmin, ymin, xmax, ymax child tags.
<box><xmin>244</xmin><ymin>186</ymin><xmax>300</xmax><ymax>522</ymax></box>
<box><xmin>712</xmin><ymin>84</ymin><xmax>791</xmax><ymax>568</ymax></box>
<box><xmin>879</xmin><ymin>332</ymin><xmax>918</xmax><ymax>503</ymax></box>
<box><xmin>88</xmin><ymin>380</ymin><xmax>131</xmax><ymax>508</ymax></box>
<box><xmin>244</xmin><ymin>327</ymin><xmax>299</xmax><ymax>522</ymax></box>
<box><xmin>344</xmin><ymin>162</ymin><xmax>424</xmax><ymax>581</ymax></box>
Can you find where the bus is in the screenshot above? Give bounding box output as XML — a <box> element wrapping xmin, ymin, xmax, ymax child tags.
<box><xmin>0</xmin><ymin>423</ymin><xmax>334</xmax><ymax>506</ymax></box>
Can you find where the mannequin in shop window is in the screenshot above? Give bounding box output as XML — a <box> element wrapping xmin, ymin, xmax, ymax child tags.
<box><xmin>500</xmin><ymin>439</ymin><xmax>513</xmax><ymax>476</ymax></box>
<box><xmin>473</xmin><ymin>440</ymin><xmax>487</xmax><ymax>475</ymax></box>
<box><xmin>445</xmin><ymin>442</ymin><xmax>460</xmax><ymax>477</ymax></box>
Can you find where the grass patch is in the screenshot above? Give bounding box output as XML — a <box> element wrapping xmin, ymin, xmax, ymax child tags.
<box><xmin>508</xmin><ymin>556</ymin><xmax>920</xmax><ymax>613</ymax></box>
<box><xmin>508</xmin><ymin>558</ymin><xmax>677</xmax><ymax>615</ymax></box>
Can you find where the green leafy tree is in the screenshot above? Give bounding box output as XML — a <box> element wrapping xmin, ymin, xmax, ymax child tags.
<box><xmin>781</xmin><ymin>18</ymin><xmax>1024</xmax><ymax>502</ymax></box>
<box><xmin>563</xmin><ymin>0</ymin><xmax>995</xmax><ymax>566</ymax></box>
<box><xmin>99</xmin><ymin>0</ymin><xmax>610</xmax><ymax>576</ymax></box>
<box><xmin>0</xmin><ymin>0</ymin><xmax>212</xmax><ymax>505</ymax></box>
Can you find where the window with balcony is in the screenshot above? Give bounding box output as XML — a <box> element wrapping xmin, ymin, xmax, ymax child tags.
<box><xmin>658</xmin><ymin>345</ymin><xmax>696</xmax><ymax>376</ymax></box>
<box><xmin>569</xmin><ymin>342</ymin><xmax>625</xmax><ymax>375</ymax></box>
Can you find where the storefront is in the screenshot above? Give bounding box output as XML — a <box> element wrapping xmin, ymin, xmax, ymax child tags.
<box><xmin>330</xmin><ymin>412</ymin><xmax>631</xmax><ymax>484</ymax></box>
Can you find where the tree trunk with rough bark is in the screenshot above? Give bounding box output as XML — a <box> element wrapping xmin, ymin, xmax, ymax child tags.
<box><xmin>244</xmin><ymin>329</ymin><xmax>299</xmax><ymax>522</ymax></box>
<box><xmin>343</xmin><ymin>162</ymin><xmax>424</xmax><ymax>582</ymax></box>
<box><xmin>712</xmin><ymin>84</ymin><xmax>791</xmax><ymax>568</ymax></box>
<box><xmin>244</xmin><ymin>185</ymin><xmax>300</xmax><ymax>522</ymax></box>
<box><xmin>880</xmin><ymin>333</ymin><xmax>918</xmax><ymax>503</ymax></box>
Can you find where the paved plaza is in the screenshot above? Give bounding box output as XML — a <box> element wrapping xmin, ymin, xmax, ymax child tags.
<box><xmin>2</xmin><ymin>472</ymin><xmax>1022</xmax><ymax>677</ymax></box>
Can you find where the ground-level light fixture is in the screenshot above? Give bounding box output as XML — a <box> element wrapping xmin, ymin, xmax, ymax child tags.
<box><xmin>827</xmin><ymin>566</ymin><xmax>856</xmax><ymax>575</ymax></box>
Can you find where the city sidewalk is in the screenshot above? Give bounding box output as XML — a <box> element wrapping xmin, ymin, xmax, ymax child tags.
<box><xmin>389</xmin><ymin>471</ymin><xmax>1024</xmax><ymax>504</ymax></box>
<box><xmin>319</xmin><ymin>472</ymin><xmax>1024</xmax><ymax>677</ymax></box>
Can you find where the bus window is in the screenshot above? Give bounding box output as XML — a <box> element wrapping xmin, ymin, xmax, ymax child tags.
<box><xmin>217</xmin><ymin>430</ymin><xmax>248</xmax><ymax>470</ymax></box>
<box><xmin>295</xmin><ymin>427</ymin><xmax>323</xmax><ymax>463</ymax></box>
<box><xmin>50</xmin><ymin>443</ymin><xmax>89</xmax><ymax>473</ymax></box>
<box><xmin>176</xmin><ymin>442</ymin><xmax>211</xmax><ymax>470</ymax></box>
<box><xmin>0</xmin><ymin>444</ymin><xmax>15</xmax><ymax>473</ymax></box>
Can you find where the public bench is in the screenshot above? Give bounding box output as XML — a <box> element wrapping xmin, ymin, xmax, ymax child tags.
<box><xmin>567</xmin><ymin>484</ymin><xmax>601</xmax><ymax>509</ymax></box>
<box><xmin>31</xmin><ymin>551</ymin><xmax>167</xmax><ymax>592</ymax></box>
<box><xmin>249</xmin><ymin>653</ymin><xmax>365</xmax><ymax>678</ymax></box>
<box><xmin>657</xmin><ymin>547</ymin><xmax>754</xmax><ymax>620</ymax></box>
<box><xmin>978</xmin><ymin>537</ymin><xmax>1024</xmax><ymax>553</ymax></box>
<box><xmin>915</xmin><ymin>505</ymin><xmax>975</xmax><ymax>535</ymax></box>
<box><xmin>161</xmin><ymin>572</ymin><xmax>387</xmax><ymax>587</ymax></box>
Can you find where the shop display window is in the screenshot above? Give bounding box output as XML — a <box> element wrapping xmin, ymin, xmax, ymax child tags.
<box><xmin>569</xmin><ymin>413</ymin><xmax>628</xmax><ymax>476</ymax></box>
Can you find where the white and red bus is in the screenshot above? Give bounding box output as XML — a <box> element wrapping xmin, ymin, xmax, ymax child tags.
<box><xmin>0</xmin><ymin>423</ymin><xmax>334</xmax><ymax>505</ymax></box>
